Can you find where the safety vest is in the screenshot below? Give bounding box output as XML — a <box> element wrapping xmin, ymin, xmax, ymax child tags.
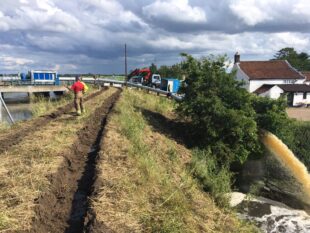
<box><xmin>81</xmin><ymin>81</ymin><xmax>89</xmax><ymax>93</ymax></box>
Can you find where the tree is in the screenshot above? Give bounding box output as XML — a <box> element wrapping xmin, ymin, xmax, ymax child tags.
<box><xmin>149</xmin><ymin>63</ymin><xmax>158</xmax><ymax>74</ymax></box>
<box><xmin>177</xmin><ymin>54</ymin><xmax>295</xmax><ymax>165</ymax></box>
<box><xmin>177</xmin><ymin>54</ymin><xmax>259</xmax><ymax>164</ymax></box>
<box><xmin>158</xmin><ymin>64</ymin><xmax>183</xmax><ymax>79</ymax></box>
<box><xmin>273</xmin><ymin>47</ymin><xmax>310</xmax><ymax>71</ymax></box>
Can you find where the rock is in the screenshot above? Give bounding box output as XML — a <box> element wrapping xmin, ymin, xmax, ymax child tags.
<box><xmin>229</xmin><ymin>192</ymin><xmax>310</xmax><ymax>233</ymax></box>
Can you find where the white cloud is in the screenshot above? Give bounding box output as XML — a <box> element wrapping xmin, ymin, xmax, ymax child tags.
<box><xmin>293</xmin><ymin>0</ymin><xmax>310</xmax><ymax>20</ymax></box>
<box><xmin>143</xmin><ymin>0</ymin><xmax>207</xmax><ymax>24</ymax></box>
<box><xmin>0</xmin><ymin>0</ymin><xmax>310</xmax><ymax>73</ymax></box>
<box><xmin>229</xmin><ymin>0</ymin><xmax>272</xmax><ymax>26</ymax></box>
<box><xmin>230</xmin><ymin>0</ymin><xmax>310</xmax><ymax>26</ymax></box>
<box><xmin>0</xmin><ymin>0</ymin><xmax>81</xmax><ymax>32</ymax></box>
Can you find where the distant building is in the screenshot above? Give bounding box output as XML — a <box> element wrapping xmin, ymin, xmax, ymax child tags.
<box><xmin>233</xmin><ymin>53</ymin><xmax>310</xmax><ymax>106</ymax></box>
<box><xmin>302</xmin><ymin>71</ymin><xmax>310</xmax><ymax>85</ymax></box>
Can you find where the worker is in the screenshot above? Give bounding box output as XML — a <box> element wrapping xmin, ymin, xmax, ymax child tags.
<box><xmin>71</xmin><ymin>76</ymin><xmax>85</xmax><ymax>116</ymax></box>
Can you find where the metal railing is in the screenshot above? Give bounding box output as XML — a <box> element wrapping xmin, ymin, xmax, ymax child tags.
<box><xmin>0</xmin><ymin>77</ymin><xmax>183</xmax><ymax>101</ymax></box>
<box><xmin>0</xmin><ymin>92</ymin><xmax>14</xmax><ymax>124</ymax></box>
<box><xmin>81</xmin><ymin>78</ymin><xmax>183</xmax><ymax>101</ymax></box>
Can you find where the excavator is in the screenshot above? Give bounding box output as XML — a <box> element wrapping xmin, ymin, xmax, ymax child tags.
<box><xmin>128</xmin><ymin>68</ymin><xmax>161</xmax><ymax>88</ymax></box>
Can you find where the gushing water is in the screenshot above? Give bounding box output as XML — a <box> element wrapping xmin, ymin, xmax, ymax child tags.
<box><xmin>261</xmin><ymin>131</ymin><xmax>310</xmax><ymax>201</ymax></box>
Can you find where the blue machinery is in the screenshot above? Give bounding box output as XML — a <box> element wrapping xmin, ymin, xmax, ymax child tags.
<box><xmin>20</xmin><ymin>70</ymin><xmax>60</xmax><ymax>85</ymax></box>
<box><xmin>30</xmin><ymin>70</ymin><xmax>60</xmax><ymax>85</ymax></box>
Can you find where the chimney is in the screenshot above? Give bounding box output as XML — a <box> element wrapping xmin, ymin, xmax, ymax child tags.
<box><xmin>234</xmin><ymin>52</ymin><xmax>240</xmax><ymax>64</ymax></box>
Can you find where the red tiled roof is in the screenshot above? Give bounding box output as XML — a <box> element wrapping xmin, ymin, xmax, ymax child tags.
<box><xmin>302</xmin><ymin>71</ymin><xmax>310</xmax><ymax>81</ymax></box>
<box><xmin>239</xmin><ymin>60</ymin><xmax>305</xmax><ymax>80</ymax></box>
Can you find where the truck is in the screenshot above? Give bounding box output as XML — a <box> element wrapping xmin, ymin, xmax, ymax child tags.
<box><xmin>128</xmin><ymin>68</ymin><xmax>161</xmax><ymax>88</ymax></box>
<box><xmin>160</xmin><ymin>78</ymin><xmax>180</xmax><ymax>93</ymax></box>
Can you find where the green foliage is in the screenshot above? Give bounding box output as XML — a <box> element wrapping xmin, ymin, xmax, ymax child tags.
<box><xmin>149</xmin><ymin>63</ymin><xmax>158</xmax><ymax>74</ymax></box>
<box><xmin>273</xmin><ymin>47</ymin><xmax>310</xmax><ymax>71</ymax></box>
<box><xmin>177</xmin><ymin>53</ymin><xmax>298</xmax><ymax>165</ymax></box>
<box><xmin>177</xmin><ymin>54</ymin><xmax>259</xmax><ymax>164</ymax></box>
<box><xmin>251</xmin><ymin>95</ymin><xmax>295</xmax><ymax>147</ymax></box>
<box><xmin>289</xmin><ymin>122</ymin><xmax>310</xmax><ymax>169</ymax></box>
<box><xmin>158</xmin><ymin>64</ymin><xmax>183</xmax><ymax>79</ymax></box>
<box><xmin>190</xmin><ymin>149</ymin><xmax>232</xmax><ymax>207</ymax></box>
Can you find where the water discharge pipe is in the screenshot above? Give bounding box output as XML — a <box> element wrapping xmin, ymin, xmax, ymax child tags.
<box><xmin>261</xmin><ymin>130</ymin><xmax>310</xmax><ymax>202</ymax></box>
<box><xmin>0</xmin><ymin>92</ymin><xmax>14</xmax><ymax>124</ymax></box>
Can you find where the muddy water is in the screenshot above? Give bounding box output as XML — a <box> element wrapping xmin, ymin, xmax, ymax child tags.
<box><xmin>261</xmin><ymin>132</ymin><xmax>310</xmax><ymax>202</ymax></box>
<box><xmin>231</xmin><ymin>192</ymin><xmax>310</xmax><ymax>233</ymax></box>
<box><xmin>3</xmin><ymin>103</ymin><xmax>33</xmax><ymax>122</ymax></box>
<box><xmin>0</xmin><ymin>93</ymin><xmax>31</xmax><ymax>123</ymax></box>
<box><xmin>0</xmin><ymin>92</ymin><xmax>60</xmax><ymax>123</ymax></box>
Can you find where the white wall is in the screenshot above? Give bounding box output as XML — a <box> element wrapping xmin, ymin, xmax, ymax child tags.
<box><xmin>249</xmin><ymin>79</ymin><xmax>304</xmax><ymax>93</ymax></box>
<box><xmin>293</xmin><ymin>93</ymin><xmax>310</xmax><ymax>106</ymax></box>
<box><xmin>260</xmin><ymin>86</ymin><xmax>283</xmax><ymax>99</ymax></box>
<box><xmin>233</xmin><ymin>64</ymin><xmax>250</xmax><ymax>91</ymax></box>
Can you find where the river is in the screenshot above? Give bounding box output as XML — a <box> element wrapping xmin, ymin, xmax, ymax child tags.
<box><xmin>0</xmin><ymin>92</ymin><xmax>59</xmax><ymax>124</ymax></box>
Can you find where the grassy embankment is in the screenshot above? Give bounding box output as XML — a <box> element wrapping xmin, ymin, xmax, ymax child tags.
<box><xmin>91</xmin><ymin>89</ymin><xmax>257</xmax><ymax>232</ymax></box>
<box><xmin>0</xmin><ymin>88</ymin><xmax>117</xmax><ymax>232</ymax></box>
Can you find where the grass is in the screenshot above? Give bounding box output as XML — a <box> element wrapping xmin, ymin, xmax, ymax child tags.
<box><xmin>92</xmin><ymin>89</ymin><xmax>257</xmax><ymax>232</ymax></box>
<box><xmin>0</xmin><ymin>122</ymin><xmax>10</xmax><ymax>131</ymax></box>
<box><xmin>0</xmin><ymin>88</ymin><xmax>117</xmax><ymax>232</ymax></box>
<box><xmin>190</xmin><ymin>149</ymin><xmax>232</xmax><ymax>207</ymax></box>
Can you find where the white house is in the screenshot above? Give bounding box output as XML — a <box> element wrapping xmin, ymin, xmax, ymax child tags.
<box><xmin>233</xmin><ymin>53</ymin><xmax>310</xmax><ymax>106</ymax></box>
<box><xmin>302</xmin><ymin>71</ymin><xmax>310</xmax><ymax>85</ymax></box>
<box><xmin>253</xmin><ymin>84</ymin><xmax>310</xmax><ymax>106</ymax></box>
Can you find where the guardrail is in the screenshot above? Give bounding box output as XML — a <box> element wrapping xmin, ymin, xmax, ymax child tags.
<box><xmin>0</xmin><ymin>77</ymin><xmax>183</xmax><ymax>101</ymax></box>
<box><xmin>81</xmin><ymin>79</ymin><xmax>183</xmax><ymax>101</ymax></box>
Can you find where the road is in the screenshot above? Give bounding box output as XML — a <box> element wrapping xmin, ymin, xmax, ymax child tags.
<box><xmin>287</xmin><ymin>107</ymin><xmax>310</xmax><ymax>121</ymax></box>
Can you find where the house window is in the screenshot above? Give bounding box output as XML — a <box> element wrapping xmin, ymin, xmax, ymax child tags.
<box><xmin>303</xmin><ymin>92</ymin><xmax>307</xmax><ymax>99</ymax></box>
<box><xmin>284</xmin><ymin>80</ymin><xmax>296</xmax><ymax>84</ymax></box>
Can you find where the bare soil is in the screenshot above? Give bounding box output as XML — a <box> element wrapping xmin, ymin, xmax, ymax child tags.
<box><xmin>28</xmin><ymin>89</ymin><xmax>121</xmax><ymax>233</ymax></box>
<box><xmin>0</xmin><ymin>88</ymin><xmax>107</xmax><ymax>155</ymax></box>
<box><xmin>287</xmin><ymin>107</ymin><xmax>310</xmax><ymax>121</ymax></box>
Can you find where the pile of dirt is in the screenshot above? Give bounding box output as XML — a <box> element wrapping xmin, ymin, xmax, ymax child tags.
<box><xmin>0</xmin><ymin>88</ymin><xmax>107</xmax><ymax>155</ymax></box>
<box><xmin>29</xmin><ymin>89</ymin><xmax>121</xmax><ymax>233</ymax></box>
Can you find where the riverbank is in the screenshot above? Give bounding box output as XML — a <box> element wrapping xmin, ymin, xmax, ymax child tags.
<box><xmin>86</xmin><ymin>89</ymin><xmax>257</xmax><ymax>232</ymax></box>
<box><xmin>0</xmin><ymin>88</ymin><xmax>258</xmax><ymax>232</ymax></box>
<box><xmin>0</xmin><ymin>87</ymin><xmax>116</xmax><ymax>232</ymax></box>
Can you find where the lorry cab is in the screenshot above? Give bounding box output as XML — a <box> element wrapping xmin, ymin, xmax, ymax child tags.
<box><xmin>151</xmin><ymin>74</ymin><xmax>161</xmax><ymax>88</ymax></box>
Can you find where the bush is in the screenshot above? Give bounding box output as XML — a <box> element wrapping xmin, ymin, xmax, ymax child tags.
<box><xmin>177</xmin><ymin>54</ymin><xmax>259</xmax><ymax>164</ymax></box>
<box><xmin>177</xmin><ymin>54</ymin><xmax>295</xmax><ymax>165</ymax></box>
<box><xmin>290</xmin><ymin>122</ymin><xmax>310</xmax><ymax>169</ymax></box>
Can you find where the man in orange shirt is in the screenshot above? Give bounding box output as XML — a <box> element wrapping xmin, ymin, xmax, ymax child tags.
<box><xmin>71</xmin><ymin>76</ymin><xmax>85</xmax><ymax>115</ymax></box>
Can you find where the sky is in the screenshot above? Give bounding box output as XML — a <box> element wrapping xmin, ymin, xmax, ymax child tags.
<box><xmin>0</xmin><ymin>0</ymin><xmax>309</xmax><ymax>74</ymax></box>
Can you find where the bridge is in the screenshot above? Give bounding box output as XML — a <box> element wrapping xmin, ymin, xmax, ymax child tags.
<box><xmin>0</xmin><ymin>85</ymin><xmax>68</xmax><ymax>93</ymax></box>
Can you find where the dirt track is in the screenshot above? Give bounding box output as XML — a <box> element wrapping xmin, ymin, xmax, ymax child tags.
<box><xmin>0</xmin><ymin>88</ymin><xmax>107</xmax><ymax>155</ymax></box>
<box><xmin>29</xmin><ymin>89</ymin><xmax>121</xmax><ymax>233</ymax></box>
<box><xmin>287</xmin><ymin>107</ymin><xmax>310</xmax><ymax>121</ymax></box>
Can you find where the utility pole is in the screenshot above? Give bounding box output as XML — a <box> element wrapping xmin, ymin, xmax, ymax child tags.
<box><xmin>125</xmin><ymin>43</ymin><xmax>128</xmax><ymax>83</ymax></box>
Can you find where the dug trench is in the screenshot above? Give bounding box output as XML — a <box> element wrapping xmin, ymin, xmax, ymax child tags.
<box><xmin>29</xmin><ymin>88</ymin><xmax>122</xmax><ymax>233</ymax></box>
<box><xmin>0</xmin><ymin>87</ymin><xmax>108</xmax><ymax>155</ymax></box>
